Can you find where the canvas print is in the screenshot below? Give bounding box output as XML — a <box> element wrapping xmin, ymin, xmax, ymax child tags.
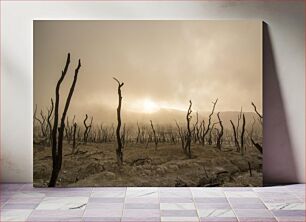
<box><xmin>34</xmin><ymin>20</ymin><xmax>263</xmax><ymax>187</ymax></box>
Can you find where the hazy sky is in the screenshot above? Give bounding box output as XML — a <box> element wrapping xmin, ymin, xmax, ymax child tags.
<box><xmin>34</xmin><ymin>20</ymin><xmax>262</xmax><ymax>123</ymax></box>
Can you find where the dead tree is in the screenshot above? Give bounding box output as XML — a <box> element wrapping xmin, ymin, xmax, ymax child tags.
<box><xmin>236</xmin><ymin>107</ymin><xmax>242</xmax><ymax>137</ymax></box>
<box><xmin>251</xmin><ymin>102</ymin><xmax>263</xmax><ymax>153</ymax></box>
<box><xmin>34</xmin><ymin>108</ymin><xmax>47</xmax><ymax>138</ymax></box>
<box><xmin>65</xmin><ymin>116</ymin><xmax>74</xmax><ymax>144</ymax></box>
<box><xmin>150</xmin><ymin>120</ymin><xmax>158</xmax><ymax>150</ymax></box>
<box><xmin>49</xmin><ymin>53</ymin><xmax>81</xmax><ymax>187</ymax></box>
<box><xmin>251</xmin><ymin>138</ymin><xmax>263</xmax><ymax>154</ymax></box>
<box><xmin>121</xmin><ymin>123</ymin><xmax>126</xmax><ymax>147</ymax></box>
<box><xmin>230</xmin><ymin>120</ymin><xmax>240</xmax><ymax>152</ymax></box>
<box><xmin>208</xmin><ymin>122</ymin><xmax>217</xmax><ymax>145</ymax></box>
<box><xmin>175</xmin><ymin>121</ymin><xmax>185</xmax><ymax>153</ymax></box>
<box><xmin>193</xmin><ymin>112</ymin><xmax>199</xmax><ymax>143</ymax></box>
<box><xmin>240</xmin><ymin>114</ymin><xmax>246</xmax><ymax>155</ymax></box>
<box><xmin>46</xmin><ymin>98</ymin><xmax>54</xmax><ymax>146</ymax></box>
<box><xmin>251</xmin><ymin>102</ymin><xmax>263</xmax><ymax>121</ymax></box>
<box><xmin>248</xmin><ymin>161</ymin><xmax>253</xmax><ymax>177</ymax></box>
<box><xmin>184</xmin><ymin>100</ymin><xmax>192</xmax><ymax>158</ymax></box>
<box><xmin>202</xmin><ymin>99</ymin><xmax>218</xmax><ymax>146</ymax></box>
<box><xmin>216</xmin><ymin>112</ymin><xmax>224</xmax><ymax>150</ymax></box>
<box><xmin>72</xmin><ymin>122</ymin><xmax>77</xmax><ymax>153</ymax></box>
<box><xmin>136</xmin><ymin>122</ymin><xmax>141</xmax><ymax>143</ymax></box>
<box><xmin>113</xmin><ymin>77</ymin><xmax>124</xmax><ymax>167</ymax></box>
<box><xmin>83</xmin><ymin>114</ymin><xmax>93</xmax><ymax>144</ymax></box>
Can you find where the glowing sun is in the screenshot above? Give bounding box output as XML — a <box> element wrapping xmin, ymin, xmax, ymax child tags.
<box><xmin>142</xmin><ymin>99</ymin><xmax>160</xmax><ymax>113</ymax></box>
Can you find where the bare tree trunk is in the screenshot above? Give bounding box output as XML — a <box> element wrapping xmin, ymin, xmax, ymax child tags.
<box><xmin>83</xmin><ymin>114</ymin><xmax>93</xmax><ymax>144</ymax></box>
<box><xmin>240</xmin><ymin>114</ymin><xmax>246</xmax><ymax>155</ymax></box>
<box><xmin>202</xmin><ymin>99</ymin><xmax>218</xmax><ymax>146</ymax></box>
<box><xmin>248</xmin><ymin>161</ymin><xmax>253</xmax><ymax>177</ymax></box>
<box><xmin>150</xmin><ymin>120</ymin><xmax>158</xmax><ymax>150</ymax></box>
<box><xmin>251</xmin><ymin>102</ymin><xmax>263</xmax><ymax>153</ymax></box>
<box><xmin>184</xmin><ymin>100</ymin><xmax>192</xmax><ymax>158</ymax></box>
<box><xmin>216</xmin><ymin>112</ymin><xmax>224</xmax><ymax>150</ymax></box>
<box><xmin>121</xmin><ymin>123</ymin><xmax>126</xmax><ymax>148</ymax></box>
<box><xmin>47</xmin><ymin>98</ymin><xmax>54</xmax><ymax>146</ymax></box>
<box><xmin>193</xmin><ymin>112</ymin><xmax>199</xmax><ymax>143</ymax></box>
<box><xmin>251</xmin><ymin>138</ymin><xmax>263</xmax><ymax>153</ymax></box>
<box><xmin>136</xmin><ymin>122</ymin><xmax>141</xmax><ymax>143</ymax></box>
<box><xmin>72</xmin><ymin>123</ymin><xmax>77</xmax><ymax>153</ymax></box>
<box><xmin>175</xmin><ymin>121</ymin><xmax>185</xmax><ymax>153</ymax></box>
<box><xmin>113</xmin><ymin>77</ymin><xmax>124</xmax><ymax>167</ymax></box>
<box><xmin>208</xmin><ymin>122</ymin><xmax>217</xmax><ymax>145</ymax></box>
<box><xmin>230</xmin><ymin>120</ymin><xmax>240</xmax><ymax>152</ymax></box>
<box><xmin>49</xmin><ymin>53</ymin><xmax>81</xmax><ymax>187</ymax></box>
<box><xmin>251</xmin><ymin>102</ymin><xmax>263</xmax><ymax>120</ymax></box>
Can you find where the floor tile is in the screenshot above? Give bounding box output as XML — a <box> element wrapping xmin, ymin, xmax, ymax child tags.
<box><xmin>265</xmin><ymin>202</ymin><xmax>305</xmax><ymax>210</ymax></box>
<box><xmin>191</xmin><ymin>188</ymin><xmax>225</xmax><ymax>197</ymax></box>
<box><xmin>234</xmin><ymin>209</ymin><xmax>274</xmax><ymax>218</ymax></box>
<box><xmin>91</xmin><ymin>190</ymin><xmax>125</xmax><ymax>198</ymax></box>
<box><xmin>125</xmin><ymin>197</ymin><xmax>159</xmax><ymax>203</ymax></box>
<box><xmin>83</xmin><ymin>208</ymin><xmax>123</xmax><ymax>217</ymax></box>
<box><xmin>36</xmin><ymin>196</ymin><xmax>88</xmax><ymax>210</ymax></box>
<box><xmin>272</xmin><ymin>209</ymin><xmax>305</xmax><ymax>217</ymax></box>
<box><xmin>0</xmin><ymin>209</ymin><xmax>32</xmax><ymax>221</ymax></box>
<box><xmin>122</xmin><ymin>217</ymin><xmax>161</xmax><ymax>222</ymax></box>
<box><xmin>125</xmin><ymin>203</ymin><xmax>159</xmax><ymax>209</ymax></box>
<box><xmin>198</xmin><ymin>209</ymin><xmax>235</xmax><ymax>217</ymax></box>
<box><xmin>200</xmin><ymin>217</ymin><xmax>238</xmax><ymax>222</ymax></box>
<box><xmin>225</xmin><ymin>191</ymin><xmax>258</xmax><ymax>198</ymax></box>
<box><xmin>195</xmin><ymin>197</ymin><xmax>228</xmax><ymax>203</ymax></box>
<box><xmin>162</xmin><ymin>216</ymin><xmax>199</xmax><ymax>222</ymax></box>
<box><xmin>86</xmin><ymin>202</ymin><xmax>123</xmax><ymax>209</ymax></box>
<box><xmin>2</xmin><ymin>203</ymin><xmax>39</xmax><ymax>209</ymax></box>
<box><xmin>89</xmin><ymin>197</ymin><xmax>124</xmax><ymax>203</ymax></box>
<box><xmin>196</xmin><ymin>203</ymin><xmax>231</xmax><ymax>209</ymax></box>
<box><xmin>29</xmin><ymin>209</ymin><xmax>84</xmax><ymax>217</ymax></box>
<box><xmin>237</xmin><ymin>218</ymin><xmax>277</xmax><ymax>222</ymax></box>
<box><xmin>122</xmin><ymin>209</ymin><xmax>160</xmax><ymax>217</ymax></box>
<box><xmin>161</xmin><ymin>209</ymin><xmax>198</xmax><ymax>217</ymax></box>
<box><xmin>160</xmin><ymin>203</ymin><xmax>196</xmax><ymax>210</ymax></box>
<box><xmin>83</xmin><ymin>217</ymin><xmax>121</xmax><ymax>222</ymax></box>
<box><xmin>126</xmin><ymin>188</ymin><xmax>158</xmax><ymax>198</ymax></box>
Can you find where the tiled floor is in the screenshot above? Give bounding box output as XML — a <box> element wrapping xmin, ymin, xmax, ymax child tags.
<box><xmin>0</xmin><ymin>184</ymin><xmax>305</xmax><ymax>222</ymax></box>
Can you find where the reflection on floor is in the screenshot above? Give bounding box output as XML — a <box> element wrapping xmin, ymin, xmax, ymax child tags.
<box><xmin>0</xmin><ymin>184</ymin><xmax>305</xmax><ymax>222</ymax></box>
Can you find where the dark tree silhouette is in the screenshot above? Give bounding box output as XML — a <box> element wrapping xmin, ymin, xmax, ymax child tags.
<box><xmin>202</xmin><ymin>99</ymin><xmax>218</xmax><ymax>146</ymax></box>
<box><xmin>136</xmin><ymin>122</ymin><xmax>141</xmax><ymax>143</ymax></box>
<box><xmin>251</xmin><ymin>138</ymin><xmax>263</xmax><ymax>154</ymax></box>
<box><xmin>251</xmin><ymin>102</ymin><xmax>263</xmax><ymax>153</ymax></box>
<box><xmin>49</xmin><ymin>53</ymin><xmax>81</xmax><ymax>187</ymax></box>
<box><xmin>185</xmin><ymin>100</ymin><xmax>192</xmax><ymax>158</ymax></box>
<box><xmin>240</xmin><ymin>114</ymin><xmax>246</xmax><ymax>155</ymax></box>
<box><xmin>113</xmin><ymin>77</ymin><xmax>124</xmax><ymax>167</ymax></box>
<box><xmin>72</xmin><ymin>122</ymin><xmax>78</xmax><ymax>154</ymax></box>
<box><xmin>230</xmin><ymin>120</ymin><xmax>240</xmax><ymax>152</ymax></box>
<box><xmin>251</xmin><ymin>102</ymin><xmax>263</xmax><ymax>120</ymax></box>
<box><xmin>46</xmin><ymin>98</ymin><xmax>54</xmax><ymax>146</ymax></box>
<box><xmin>150</xmin><ymin>120</ymin><xmax>158</xmax><ymax>150</ymax></box>
<box><xmin>208</xmin><ymin>122</ymin><xmax>217</xmax><ymax>145</ymax></box>
<box><xmin>175</xmin><ymin>120</ymin><xmax>185</xmax><ymax>153</ymax></box>
<box><xmin>83</xmin><ymin>114</ymin><xmax>93</xmax><ymax>144</ymax></box>
<box><xmin>216</xmin><ymin>112</ymin><xmax>224</xmax><ymax>150</ymax></box>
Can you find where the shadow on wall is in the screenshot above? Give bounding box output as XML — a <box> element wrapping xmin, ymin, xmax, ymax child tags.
<box><xmin>263</xmin><ymin>22</ymin><xmax>297</xmax><ymax>185</ymax></box>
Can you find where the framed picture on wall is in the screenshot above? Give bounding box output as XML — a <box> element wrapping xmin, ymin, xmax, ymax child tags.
<box><xmin>33</xmin><ymin>20</ymin><xmax>263</xmax><ymax>187</ymax></box>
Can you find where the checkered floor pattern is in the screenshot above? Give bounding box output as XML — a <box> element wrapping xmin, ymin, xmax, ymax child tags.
<box><xmin>1</xmin><ymin>184</ymin><xmax>305</xmax><ymax>221</ymax></box>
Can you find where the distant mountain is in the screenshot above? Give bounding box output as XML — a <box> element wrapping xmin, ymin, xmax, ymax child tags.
<box><xmin>80</xmin><ymin>106</ymin><xmax>261</xmax><ymax>130</ymax></box>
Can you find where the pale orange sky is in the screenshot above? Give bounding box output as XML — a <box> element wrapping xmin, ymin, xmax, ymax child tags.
<box><xmin>34</xmin><ymin>20</ymin><xmax>262</xmax><ymax>123</ymax></box>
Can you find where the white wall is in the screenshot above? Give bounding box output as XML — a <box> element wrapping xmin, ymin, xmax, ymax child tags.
<box><xmin>1</xmin><ymin>1</ymin><xmax>304</xmax><ymax>184</ymax></box>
